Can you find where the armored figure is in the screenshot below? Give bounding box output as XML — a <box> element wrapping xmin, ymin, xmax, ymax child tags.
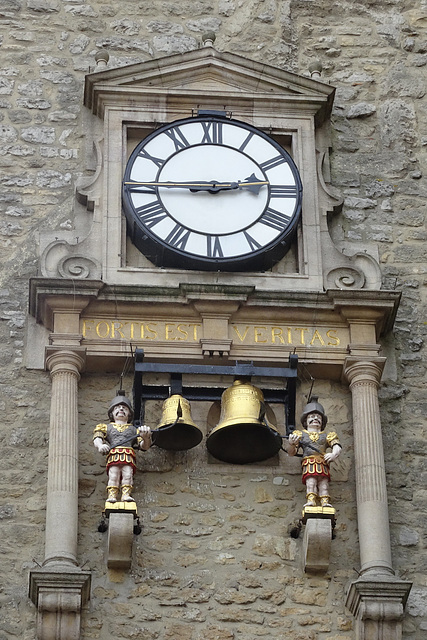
<box><xmin>288</xmin><ymin>397</ymin><xmax>341</xmax><ymax>508</ymax></box>
<box><xmin>93</xmin><ymin>394</ymin><xmax>151</xmax><ymax>503</ymax></box>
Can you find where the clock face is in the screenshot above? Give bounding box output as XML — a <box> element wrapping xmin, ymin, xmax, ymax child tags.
<box><xmin>122</xmin><ymin>116</ymin><xmax>302</xmax><ymax>271</ymax></box>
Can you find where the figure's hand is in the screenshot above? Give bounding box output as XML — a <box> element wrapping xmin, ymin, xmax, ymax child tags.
<box><xmin>324</xmin><ymin>444</ymin><xmax>341</xmax><ymax>464</ymax></box>
<box><xmin>94</xmin><ymin>437</ymin><xmax>110</xmax><ymax>454</ymax></box>
<box><xmin>288</xmin><ymin>433</ymin><xmax>300</xmax><ymax>446</ymax></box>
<box><xmin>138</xmin><ymin>424</ymin><xmax>151</xmax><ymax>437</ymax></box>
<box><xmin>138</xmin><ymin>425</ymin><xmax>152</xmax><ymax>450</ymax></box>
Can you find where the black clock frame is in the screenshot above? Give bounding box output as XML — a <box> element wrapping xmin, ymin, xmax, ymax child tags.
<box><xmin>122</xmin><ymin>115</ymin><xmax>303</xmax><ymax>272</ymax></box>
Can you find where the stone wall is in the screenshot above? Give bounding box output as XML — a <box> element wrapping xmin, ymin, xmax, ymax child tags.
<box><xmin>1</xmin><ymin>0</ymin><xmax>427</xmax><ymax>638</ymax></box>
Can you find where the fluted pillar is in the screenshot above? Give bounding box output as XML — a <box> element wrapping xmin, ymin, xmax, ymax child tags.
<box><xmin>29</xmin><ymin>347</ymin><xmax>91</xmax><ymax>640</ymax></box>
<box><xmin>44</xmin><ymin>349</ymin><xmax>85</xmax><ymax>566</ymax></box>
<box><xmin>344</xmin><ymin>356</ymin><xmax>411</xmax><ymax>640</ymax></box>
<box><xmin>344</xmin><ymin>356</ymin><xmax>392</xmax><ymax>576</ymax></box>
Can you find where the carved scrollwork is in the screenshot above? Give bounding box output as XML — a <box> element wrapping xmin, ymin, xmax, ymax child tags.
<box><xmin>325</xmin><ymin>266</ymin><xmax>365</xmax><ymax>290</ymax></box>
<box><xmin>324</xmin><ymin>252</ymin><xmax>382</xmax><ymax>290</ymax></box>
<box><xmin>58</xmin><ymin>255</ymin><xmax>100</xmax><ymax>279</ymax></box>
<box><xmin>41</xmin><ymin>239</ymin><xmax>101</xmax><ymax>279</ymax></box>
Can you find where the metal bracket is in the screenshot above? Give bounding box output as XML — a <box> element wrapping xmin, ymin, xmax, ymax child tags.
<box><xmin>133</xmin><ymin>349</ymin><xmax>298</xmax><ymax>434</ymax></box>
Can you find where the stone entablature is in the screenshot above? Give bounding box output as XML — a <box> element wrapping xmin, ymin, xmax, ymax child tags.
<box><xmin>29</xmin><ymin>278</ymin><xmax>400</xmax><ymax>375</ymax></box>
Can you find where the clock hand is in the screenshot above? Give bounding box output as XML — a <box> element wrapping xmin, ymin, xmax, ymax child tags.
<box><xmin>124</xmin><ymin>174</ymin><xmax>269</xmax><ymax>194</ymax></box>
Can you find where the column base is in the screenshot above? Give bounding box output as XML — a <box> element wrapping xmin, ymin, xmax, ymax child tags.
<box><xmin>29</xmin><ymin>567</ymin><xmax>91</xmax><ymax>640</ymax></box>
<box><xmin>346</xmin><ymin>575</ymin><xmax>412</xmax><ymax>640</ymax></box>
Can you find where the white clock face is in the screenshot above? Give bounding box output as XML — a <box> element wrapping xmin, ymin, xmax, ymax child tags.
<box><xmin>123</xmin><ymin>116</ymin><xmax>302</xmax><ymax>271</ymax></box>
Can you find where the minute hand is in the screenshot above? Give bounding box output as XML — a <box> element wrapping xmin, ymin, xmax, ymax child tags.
<box><xmin>125</xmin><ymin>174</ymin><xmax>269</xmax><ymax>194</ymax></box>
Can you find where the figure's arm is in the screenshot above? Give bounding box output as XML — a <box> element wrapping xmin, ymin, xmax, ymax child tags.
<box><xmin>93</xmin><ymin>424</ymin><xmax>110</xmax><ymax>454</ymax></box>
<box><xmin>324</xmin><ymin>432</ymin><xmax>342</xmax><ymax>463</ymax></box>
<box><xmin>287</xmin><ymin>430</ymin><xmax>302</xmax><ymax>457</ymax></box>
<box><xmin>137</xmin><ymin>425</ymin><xmax>152</xmax><ymax>451</ymax></box>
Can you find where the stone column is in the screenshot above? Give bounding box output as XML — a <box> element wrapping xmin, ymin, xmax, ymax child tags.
<box><xmin>29</xmin><ymin>348</ymin><xmax>91</xmax><ymax>640</ymax></box>
<box><xmin>44</xmin><ymin>349</ymin><xmax>86</xmax><ymax>566</ymax></box>
<box><xmin>344</xmin><ymin>356</ymin><xmax>392</xmax><ymax>576</ymax></box>
<box><xmin>344</xmin><ymin>356</ymin><xmax>411</xmax><ymax>640</ymax></box>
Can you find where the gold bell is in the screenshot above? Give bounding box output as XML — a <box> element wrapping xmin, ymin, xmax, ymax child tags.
<box><xmin>206</xmin><ymin>379</ymin><xmax>282</xmax><ymax>464</ymax></box>
<box><xmin>152</xmin><ymin>395</ymin><xmax>203</xmax><ymax>451</ymax></box>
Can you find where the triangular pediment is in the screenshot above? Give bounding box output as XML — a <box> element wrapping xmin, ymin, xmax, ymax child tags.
<box><xmin>85</xmin><ymin>47</ymin><xmax>335</xmax><ymax>122</ymax></box>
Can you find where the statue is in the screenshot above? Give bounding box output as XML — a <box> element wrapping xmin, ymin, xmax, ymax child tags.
<box><xmin>93</xmin><ymin>393</ymin><xmax>152</xmax><ymax>503</ymax></box>
<box><xmin>287</xmin><ymin>397</ymin><xmax>341</xmax><ymax>508</ymax></box>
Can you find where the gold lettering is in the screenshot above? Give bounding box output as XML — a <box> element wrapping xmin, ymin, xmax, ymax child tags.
<box><xmin>82</xmin><ymin>320</ymin><xmax>94</xmax><ymax>338</ymax></box>
<box><xmin>96</xmin><ymin>321</ymin><xmax>110</xmax><ymax>338</ymax></box>
<box><xmin>271</xmin><ymin>327</ymin><xmax>285</xmax><ymax>344</ymax></box>
<box><xmin>188</xmin><ymin>323</ymin><xmax>201</xmax><ymax>341</ymax></box>
<box><xmin>310</xmin><ymin>329</ymin><xmax>325</xmax><ymax>346</ymax></box>
<box><xmin>254</xmin><ymin>326</ymin><xmax>268</xmax><ymax>343</ymax></box>
<box><xmin>287</xmin><ymin>327</ymin><xmax>292</xmax><ymax>344</ymax></box>
<box><xmin>295</xmin><ymin>327</ymin><xmax>308</xmax><ymax>345</ymax></box>
<box><xmin>111</xmin><ymin>321</ymin><xmax>125</xmax><ymax>339</ymax></box>
<box><xmin>165</xmin><ymin>323</ymin><xmax>176</xmax><ymax>340</ymax></box>
<box><xmin>233</xmin><ymin>325</ymin><xmax>250</xmax><ymax>342</ymax></box>
<box><xmin>327</xmin><ymin>329</ymin><xmax>340</xmax><ymax>346</ymax></box>
<box><xmin>145</xmin><ymin>323</ymin><xmax>158</xmax><ymax>340</ymax></box>
<box><xmin>177</xmin><ymin>324</ymin><xmax>189</xmax><ymax>341</ymax></box>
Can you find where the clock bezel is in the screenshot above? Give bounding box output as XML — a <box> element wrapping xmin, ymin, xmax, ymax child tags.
<box><xmin>122</xmin><ymin>115</ymin><xmax>303</xmax><ymax>272</ymax></box>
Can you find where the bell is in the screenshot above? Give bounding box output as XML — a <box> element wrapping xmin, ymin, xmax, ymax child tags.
<box><xmin>206</xmin><ymin>379</ymin><xmax>283</xmax><ymax>464</ymax></box>
<box><xmin>152</xmin><ymin>395</ymin><xmax>203</xmax><ymax>451</ymax></box>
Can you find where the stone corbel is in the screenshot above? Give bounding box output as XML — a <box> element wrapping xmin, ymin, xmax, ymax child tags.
<box><xmin>302</xmin><ymin>514</ymin><xmax>335</xmax><ymax>574</ymax></box>
<box><xmin>29</xmin><ymin>568</ymin><xmax>91</xmax><ymax>640</ymax></box>
<box><xmin>105</xmin><ymin>504</ymin><xmax>139</xmax><ymax>571</ymax></box>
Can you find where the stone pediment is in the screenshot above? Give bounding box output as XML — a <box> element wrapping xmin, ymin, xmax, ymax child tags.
<box><xmin>84</xmin><ymin>46</ymin><xmax>334</xmax><ymax>123</ymax></box>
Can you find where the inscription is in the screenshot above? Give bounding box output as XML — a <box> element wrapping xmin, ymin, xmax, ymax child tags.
<box><xmin>81</xmin><ymin>320</ymin><xmax>344</xmax><ymax>347</ymax></box>
<box><xmin>82</xmin><ymin>320</ymin><xmax>201</xmax><ymax>341</ymax></box>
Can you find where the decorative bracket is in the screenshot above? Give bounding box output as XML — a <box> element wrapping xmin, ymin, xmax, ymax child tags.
<box><xmin>302</xmin><ymin>507</ymin><xmax>336</xmax><ymax>574</ymax></box>
<box><xmin>104</xmin><ymin>503</ymin><xmax>139</xmax><ymax>571</ymax></box>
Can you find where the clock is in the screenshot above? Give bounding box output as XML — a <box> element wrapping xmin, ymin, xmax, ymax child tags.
<box><xmin>122</xmin><ymin>114</ymin><xmax>302</xmax><ymax>271</ymax></box>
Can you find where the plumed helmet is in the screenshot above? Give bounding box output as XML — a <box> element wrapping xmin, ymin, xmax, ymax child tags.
<box><xmin>108</xmin><ymin>392</ymin><xmax>134</xmax><ymax>421</ymax></box>
<box><xmin>300</xmin><ymin>396</ymin><xmax>327</xmax><ymax>429</ymax></box>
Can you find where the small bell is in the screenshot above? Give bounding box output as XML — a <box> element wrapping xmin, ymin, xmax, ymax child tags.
<box><xmin>206</xmin><ymin>379</ymin><xmax>282</xmax><ymax>464</ymax></box>
<box><xmin>152</xmin><ymin>395</ymin><xmax>203</xmax><ymax>451</ymax></box>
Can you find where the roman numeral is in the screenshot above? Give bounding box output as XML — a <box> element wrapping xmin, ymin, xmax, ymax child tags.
<box><xmin>270</xmin><ymin>185</ymin><xmax>297</xmax><ymax>198</ymax></box>
<box><xmin>165</xmin><ymin>224</ymin><xmax>191</xmax><ymax>250</ymax></box>
<box><xmin>164</xmin><ymin>126</ymin><xmax>190</xmax><ymax>151</ymax></box>
<box><xmin>201</xmin><ymin>121</ymin><xmax>223</xmax><ymax>144</ymax></box>
<box><xmin>260</xmin><ymin>207</ymin><xmax>291</xmax><ymax>231</ymax></box>
<box><xmin>136</xmin><ymin>201</ymin><xmax>168</xmax><ymax>228</ymax></box>
<box><xmin>238</xmin><ymin>131</ymin><xmax>254</xmax><ymax>152</ymax></box>
<box><xmin>260</xmin><ymin>155</ymin><xmax>287</xmax><ymax>172</ymax></box>
<box><xmin>244</xmin><ymin>231</ymin><xmax>262</xmax><ymax>251</ymax></box>
<box><xmin>207</xmin><ymin>235</ymin><xmax>224</xmax><ymax>258</ymax></box>
<box><xmin>137</xmin><ymin>147</ymin><xmax>165</xmax><ymax>168</ymax></box>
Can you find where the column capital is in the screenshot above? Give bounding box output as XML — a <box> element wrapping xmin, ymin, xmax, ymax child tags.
<box><xmin>45</xmin><ymin>347</ymin><xmax>86</xmax><ymax>376</ymax></box>
<box><xmin>343</xmin><ymin>356</ymin><xmax>386</xmax><ymax>387</ymax></box>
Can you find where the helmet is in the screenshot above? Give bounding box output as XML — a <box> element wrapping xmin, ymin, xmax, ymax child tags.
<box><xmin>108</xmin><ymin>392</ymin><xmax>134</xmax><ymax>421</ymax></box>
<box><xmin>300</xmin><ymin>396</ymin><xmax>327</xmax><ymax>429</ymax></box>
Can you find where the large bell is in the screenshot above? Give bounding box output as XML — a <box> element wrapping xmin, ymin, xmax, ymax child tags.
<box><xmin>151</xmin><ymin>395</ymin><xmax>203</xmax><ymax>451</ymax></box>
<box><xmin>206</xmin><ymin>379</ymin><xmax>283</xmax><ymax>464</ymax></box>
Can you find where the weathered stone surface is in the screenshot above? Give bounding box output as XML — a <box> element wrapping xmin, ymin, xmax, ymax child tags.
<box><xmin>1</xmin><ymin>1</ymin><xmax>427</xmax><ymax>638</ymax></box>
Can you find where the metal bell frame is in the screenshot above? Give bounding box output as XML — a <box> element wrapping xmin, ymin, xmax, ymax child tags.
<box><xmin>132</xmin><ymin>348</ymin><xmax>298</xmax><ymax>463</ymax></box>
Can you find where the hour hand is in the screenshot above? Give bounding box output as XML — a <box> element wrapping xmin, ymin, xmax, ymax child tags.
<box><xmin>237</xmin><ymin>173</ymin><xmax>269</xmax><ymax>195</ymax></box>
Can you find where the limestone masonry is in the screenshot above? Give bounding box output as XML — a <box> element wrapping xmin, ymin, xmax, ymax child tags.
<box><xmin>1</xmin><ymin>1</ymin><xmax>427</xmax><ymax>639</ymax></box>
